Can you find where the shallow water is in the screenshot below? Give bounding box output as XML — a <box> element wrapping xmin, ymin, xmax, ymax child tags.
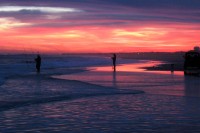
<box><xmin>1</xmin><ymin>95</ymin><xmax>200</xmax><ymax>132</ymax></box>
<box><xmin>1</xmin><ymin>56</ymin><xmax>200</xmax><ymax>132</ymax></box>
<box><xmin>54</xmin><ymin>61</ymin><xmax>200</xmax><ymax>97</ymax></box>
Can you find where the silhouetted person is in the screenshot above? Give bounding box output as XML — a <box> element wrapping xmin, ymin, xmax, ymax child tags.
<box><xmin>112</xmin><ymin>54</ymin><xmax>116</xmax><ymax>71</ymax></box>
<box><xmin>171</xmin><ymin>64</ymin><xmax>174</xmax><ymax>73</ymax></box>
<box><xmin>35</xmin><ymin>54</ymin><xmax>41</xmax><ymax>73</ymax></box>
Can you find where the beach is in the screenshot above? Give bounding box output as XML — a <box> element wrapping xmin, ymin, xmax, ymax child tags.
<box><xmin>0</xmin><ymin>54</ymin><xmax>200</xmax><ymax>132</ymax></box>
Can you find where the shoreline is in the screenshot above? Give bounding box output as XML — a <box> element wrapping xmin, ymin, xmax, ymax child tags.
<box><xmin>142</xmin><ymin>62</ymin><xmax>184</xmax><ymax>72</ymax></box>
<box><xmin>0</xmin><ymin>65</ymin><xmax>145</xmax><ymax>111</ymax></box>
<box><xmin>118</xmin><ymin>52</ymin><xmax>185</xmax><ymax>72</ymax></box>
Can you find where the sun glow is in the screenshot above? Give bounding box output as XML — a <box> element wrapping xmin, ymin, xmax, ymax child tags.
<box><xmin>0</xmin><ymin>1</ymin><xmax>200</xmax><ymax>54</ymax></box>
<box><xmin>0</xmin><ymin>17</ymin><xmax>31</xmax><ymax>30</ymax></box>
<box><xmin>1</xmin><ymin>24</ymin><xmax>200</xmax><ymax>53</ymax></box>
<box><xmin>0</xmin><ymin>20</ymin><xmax>200</xmax><ymax>53</ymax></box>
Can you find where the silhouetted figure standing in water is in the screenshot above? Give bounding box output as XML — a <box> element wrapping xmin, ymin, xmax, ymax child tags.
<box><xmin>112</xmin><ymin>54</ymin><xmax>116</xmax><ymax>71</ymax></box>
<box><xmin>35</xmin><ymin>54</ymin><xmax>41</xmax><ymax>73</ymax></box>
<box><xmin>171</xmin><ymin>63</ymin><xmax>174</xmax><ymax>73</ymax></box>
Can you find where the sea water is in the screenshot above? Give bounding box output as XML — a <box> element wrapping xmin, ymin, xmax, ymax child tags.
<box><xmin>0</xmin><ymin>54</ymin><xmax>200</xmax><ymax>132</ymax></box>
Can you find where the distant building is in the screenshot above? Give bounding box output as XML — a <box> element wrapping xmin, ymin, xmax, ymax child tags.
<box><xmin>184</xmin><ymin>46</ymin><xmax>200</xmax><ymax>75</ymax></box>
<box><xmin>194</xmin><ymin>46</ymin><xmax>200</xmax><ymax>52</ymax></box>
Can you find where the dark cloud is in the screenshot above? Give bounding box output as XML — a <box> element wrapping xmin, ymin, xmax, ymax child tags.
<box><xmin>1</xmin><ymin>0</ymin><xmax>200</xmax><ymax>9</ymax></box>
<box><xmin>31</xmin><ymin>21</ymin><xmax>130</xmax><ymax>28</ymax></box>
<box><xmin>102</xmin><ymin>0</ymin><xmax>200</xmax><ymax>10</ymax></box>
<box><xmin>0</xmin><ymin>0</ymin><xmax>200</xmax><ymax>28</ymax></box>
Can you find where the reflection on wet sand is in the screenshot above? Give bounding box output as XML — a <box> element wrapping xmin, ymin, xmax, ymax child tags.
<box><xmin>92</xmin><ymin>60</ymin><xmax>161</xmax><ymax>72</ymax></box>
<box><xmin>91</xmin><ymin>61</ymin><xmax>183</xmax><ymax>76</ymax></box>
<box><xmin>54</xmin><ymin>60</ymin><xmax>200</xmax><ymax>97</ymax></box>
<box><xmin>112</xmin><ymin>71</ymin><xmax>117</xmax><ymax>88</ymax></box>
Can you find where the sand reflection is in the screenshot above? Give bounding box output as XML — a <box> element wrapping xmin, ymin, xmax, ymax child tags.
<box><xmin>91</xmin><ymin>60</ymin><xmax>161</xmax><ymax>72</ymax></box>
<box><xmin>90</xmin><ymin>60</ymin><xmax>183</xmax><ymax>76</ymax></box>
<box><xmin>53</xmin><ymin>60</ymin><xmax>190</xmax><ymax>97</ymax></box>
<box><xmin>112</xmin><ymin>71</ymin><xmax>117</xmax><ymax>88</ymax></box>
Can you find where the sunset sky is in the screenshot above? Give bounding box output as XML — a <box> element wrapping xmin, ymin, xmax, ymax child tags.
<box><xmin>1</xmin><ymin>0</ymin><xmax>200</xmax><ymax>54</ymax></box>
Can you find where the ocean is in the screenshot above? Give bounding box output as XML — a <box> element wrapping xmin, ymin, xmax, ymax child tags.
<box><xmin>0</xmin><ymin>54</ymin><xmax>200</xmax><ymax>132</ymax></box>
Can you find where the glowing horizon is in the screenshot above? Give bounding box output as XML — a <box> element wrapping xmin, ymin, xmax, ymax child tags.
<box><xmin>0</xmin><ymin>1</ymin><xmax>200</xmax><ymax>54</ymax></box>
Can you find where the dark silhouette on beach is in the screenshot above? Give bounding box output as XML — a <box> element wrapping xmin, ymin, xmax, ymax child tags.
<box><xmin>184</xmin><ymin>46</ymin><xmax>200</xmax><ymax>75</ymax></box>
<box><xmin>35</xmin><ymin>54</ymin><xmax>41</xmax><ymax>73</ymax></box>
<box><xmin>171</xmin><ymin>64</ymin><xmax>174</xmax><ymax>73</ymax></box>
<box><xmin>112</xmin><ymin>54</ymin><xmax>116</xmax><ymax>71</ymax></box>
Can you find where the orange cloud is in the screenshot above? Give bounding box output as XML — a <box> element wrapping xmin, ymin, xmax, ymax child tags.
<box><xmin>0</xmin><ymin>22</ymin><xmax>200</xmax><ymax>54</ymax></box>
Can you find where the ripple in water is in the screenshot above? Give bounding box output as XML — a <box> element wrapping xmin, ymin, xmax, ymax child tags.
<box><xmin>1</xmin><ymin>94</ymin><xmax>200</xmax><ymax>132</ymax></box>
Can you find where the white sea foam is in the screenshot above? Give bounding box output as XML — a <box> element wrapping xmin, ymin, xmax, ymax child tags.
<box><xmin>0</xmin><ymin>54</ymin><xmax>144</xmax><ymax>110</ymax></box>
